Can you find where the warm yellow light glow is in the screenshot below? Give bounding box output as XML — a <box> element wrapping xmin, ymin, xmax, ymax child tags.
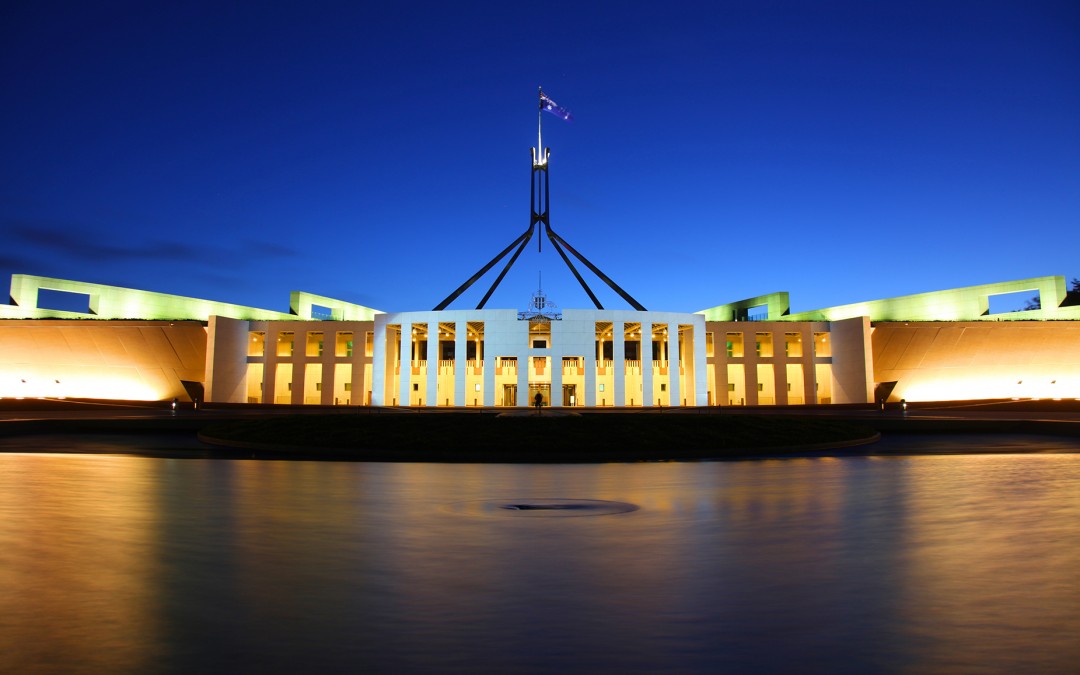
<box><xmin>1</xmin><ymin>369</ymin><xmax>168</xmax><ymax>401</ymax></box>
<box><xmin>899</xmin><ymin>372</ymin><xmax>1079</xmax><ymax>402</ymax></box>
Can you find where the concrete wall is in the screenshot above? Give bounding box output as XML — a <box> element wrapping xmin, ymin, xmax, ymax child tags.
<box><xmin>873</xmin><ymin>321</ymin><xmax>1080</xmax><ymax>402</ymax></box>
<box><xmin>0</xmin><ymin>320</ymin><xmax>206</xmax><ymax>400</ymax></box>
<box><xmin>830</xmin><ymin>316</ymin><xmax>875</xmax><ymax>404</ymax></box>
<box><xmin>205</xmin><ymin>316</ymin><xmax>250</xmax><ymax>403</ymax></box>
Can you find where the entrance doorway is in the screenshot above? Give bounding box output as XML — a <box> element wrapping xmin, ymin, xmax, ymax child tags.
<box><xmin>502</xmin><ymin>384</ymin><xmax>517</xmax><ymax>407</ymax></box>
<box><xmin>528</xmin><ymin>383</ymin><xmax>551</xmax><ymax>407</ymax></box>
<box><xmin>562</xmin><ymin>384</ymin><xmax>576</xmax><ymax>407</ymax></box>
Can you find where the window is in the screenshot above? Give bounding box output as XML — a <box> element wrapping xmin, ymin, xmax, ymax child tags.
<box><xmin>277</xmin><ymin>332</ymin><xmax>295</xmax><ymax>357</ymax></box>
<box><xmin>755</xmin><ymin>333</ymin><xmax>773</xmax><ymax>358</ymax></box>
<box><xmin>413</xmin><ymin>383</ymin><xmax>419</xmax><ymax>391</ymax></box>
<box><xmin>344</xmin><ymin>382</ymin><xmax>352</xmax><ymax>391</ymax></box>
<box><xmin>705</xmin><ymin>332</ymin><xmax>715</xmax><ymax>358</ymax></box>
<box><xmin>814</xmin><ymin>332</ymin><xmax>831</xmax><ymax>357</ymax></box>
<box><xmin>336</xmin><ymin>332</ymin><xmax>354</xmax><ymax>357</ymax></box>
<box><xmin>726</xmin><ymin>332</ymin><xmax>744</xmax><ymax>358</ymax></box>
<box><xmin>248</xmin><ymin>331</ymin><xmax>266</xmax><ymax>357</ymax></box>
<box><xmin>307</xmin><ymin>331</ymin><xmax>324</xmax><ymax>357</ymax></box>
<box><xmin>784</xmin><ymin>333</ymin><xmax>802</xmax><ymax>358</ymax></box>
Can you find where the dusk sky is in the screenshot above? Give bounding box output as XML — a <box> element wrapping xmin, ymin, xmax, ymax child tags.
<box><xmin>2</xmin><ymin>1</ymin><xmax>1077</xmax><ymax>315</ymax></box>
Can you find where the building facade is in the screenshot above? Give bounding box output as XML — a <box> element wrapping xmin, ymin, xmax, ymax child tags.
<box><xmin>2</xmin><ymin>273</ymin><xmax>1079</xmax><ymax>405</ymax></box>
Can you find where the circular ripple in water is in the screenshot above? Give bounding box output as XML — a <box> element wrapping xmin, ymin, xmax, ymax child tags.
<box><xmin>443</xmin><ymin>498</ymin><xmax>639</xmax><ymax>518</ymax></box>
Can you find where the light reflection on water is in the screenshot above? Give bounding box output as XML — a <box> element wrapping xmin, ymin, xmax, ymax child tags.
<box><xmin>1</xmin><ymin>435</ymin><xmax>1079</xmax><ymax>673</ymax></box>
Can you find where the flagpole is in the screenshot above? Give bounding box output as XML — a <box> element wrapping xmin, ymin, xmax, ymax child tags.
<box><xmin>537</xmin><ymin>86</ymin><xmax>544</xmax><ymax>166</ymax></box>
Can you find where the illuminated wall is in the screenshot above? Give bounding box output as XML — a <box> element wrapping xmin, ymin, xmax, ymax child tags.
<box><xmin>703</xmin><ymin>317</ymin><xmax>874</xmax><ymax>406</ymax></box>
<box><xmin>2</xmin><ymin>274</ymin><xmax>378</xmax><ymax>321</ymax></box>
<box><xmin>0</xmin><ymin>320</ymin><xmax>206</xmax><ymax>400</ymax></box>
<box><xmin>873</xmin><ymin>322</ymin><xmax>1080</xmax><ymax>402</ymax></box>
<box><xmin>207</xmin><ymin>318</ymin><xmax>377</xmax><ymax>405</ymax></box>
<box><xmin>3</xmin><ymin>274</ymin><xmax>1078</xmax><ymax>406</ymax></box>
<box><xmin>371</xmin><ymin>309</ymin><xmax>707</xmax><ymax>408</ymax></box>
<box><xmin>698</xmin><ymin>276</ymin><xmax>1080</xmax><ymax>323</ymax></box>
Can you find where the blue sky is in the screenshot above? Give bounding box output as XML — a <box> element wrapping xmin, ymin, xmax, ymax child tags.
<box><xmin>2</xmin><ymin>1</ymin><xmax>1077</xmax><ymax>315</ymax></box>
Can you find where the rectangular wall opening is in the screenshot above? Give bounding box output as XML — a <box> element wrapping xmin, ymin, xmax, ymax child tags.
<box><xmin>304</xmin><ymin>364</ymin><xmax>323</xmax><ymax>404</ymax></box>
<box><xmin>306</xmin><ymin>331</ymin><xmax>324</xmax><ymax>357</ymax></box>
<box><xmin>727</xmin><ymin>363</ymin><xmax>745</xmax><ymax>405</ymax></box>
<box><xmin>814</xmin><ymin>332</ymin><xmax>831</xmax><ymax>358</ymax></box>
<box><xmin>336</xmin><ymin>331</ymin><xmax>354</xmax><ymax>357</ymax></box>
<box><xmin>334</xmin><ymin>363</ymin><xmax>352</xmax><ymax>405</ymax></box>
<box><xmin>248</xmin><ymin>331</ymin><xmax>266</xmax><ymax>357</ymax></box>
<box><xmin>786</xmin><ymin>363</ymin><xmax>805</xmax><ymax>404</ymax></box>
<box><xmin>784</xmin><ymin>333</ymin><xmax>803</xmax><ymax>358</ymax></box>
<box><xmin>37</xmin><ymin>289</ymin><xmax>92</xmax><ymax>313</ymax></box>
<box><xmin>277</xmin><ymin>331</ymin><xmax>295</xmax><ymax>357</ymax></box>
<box><xmin>755</xmin><ymin>332</ymin><xmax>774</xmax><ymax>358</ymax></box>
<box><xmin>726</xmin><ymin>332</ymin><xmax>744</xmax><ymax>358</ymax></box>
<box><xmin>987</xmin><ymin>290</ymin><xmax>1039</xmax><ymax>314</ymax></box>
<box><xmin>738</xmin><ymin>304</ymin><xmax>768</xmax><ymax>321</ymax></box>
<box><xmin>246</xmin><ymin>363</ymin><xmax>264</xmax><ymax>403</ymax></box>
<box><xmin>274</xmin><ymin>363</ymin><xmax>293</xmax><ymax>404</ymax></box>
<box><xmin>757</xmin><ymin>363</ymin><xmax>775</xmax><ymax>405</ymax></box>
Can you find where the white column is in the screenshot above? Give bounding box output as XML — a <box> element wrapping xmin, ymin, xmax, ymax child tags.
<box><xmin>668</xmin><ymin>322</ymin><xmax>681</xmax><ymax>406</ymax></box>
<box><xmin>613</xmin><ymin>320</ymin><xmax>625</xmax><ymax>407</ymax></box>
<box><xmin>427</xmin><ymin>320</ymin><xmax>438</xmax><ymax>407</ymax></box>
<box><xmin>641</xmin><ymin>322</ymin><xmax>654</xmax><ymax>407</ymax></box>
<box><xmin>483</xmin><ymin>338</ymin><xmax>496</xmax><ymax>407</ymax></box>
<box><xmin>454</xmin><ymin>320</ymin><xmax>467</xmax><ymax>406</ymax></box>
<box><xmin>585</xmin><ymin>329</ymin><xmax>597</xmax><ymax>407</ymax></box>
<box><xmin>517</xmin><ymin>350</ymin><xmax>529</xmax><ymax>406</ymax></box>
<box><xmin>551</xmin><ymin>351</ymin><xmax>563</xmax><ymax>407</ymax></box>
<box><xmin>399</xmin><ymin>326</ymin><xmax>412</xmax><ymax>407</ymax></box>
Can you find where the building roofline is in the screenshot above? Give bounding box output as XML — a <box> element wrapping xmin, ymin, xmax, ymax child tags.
<box><xmin>3</xmin><ymin>274</ymin><xmax>381</xmax><ymax>322</ymax></box>
<box><xmin>698</xmin><ymin>276</ymin><xmax>1080</xmax><ymax>322</ymax></box>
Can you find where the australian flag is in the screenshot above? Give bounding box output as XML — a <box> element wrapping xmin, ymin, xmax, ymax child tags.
<box><xmin>540</xmin><ymin>92</ymin><xmax>573</xmax><ymax>122</ymax></box>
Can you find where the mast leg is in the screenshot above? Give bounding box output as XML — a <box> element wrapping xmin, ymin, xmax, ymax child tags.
<box><xmin>546</xmin><ymin>231</ymin><xmax>603</xmax><ymax>309</ymax></box>
<box><xmin>433</xmin><ymin>225</ymin><xmax>535</xmax><ymax>311</ymax></box>
<box><xmin>547</xmin><ymin>226</ymin><xmax>647</xmax><ymax>311</ymax></box>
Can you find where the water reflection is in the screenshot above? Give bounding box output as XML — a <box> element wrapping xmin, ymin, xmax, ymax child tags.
<box><xmin>0</xmin><ymin>436</ymin><xmax>1078</xmax><ymax>672</ymax></box>
<box><xmin>0</xmin><ymin>455</ymin><xmax>162</xmax><ymax>672</ymax></box>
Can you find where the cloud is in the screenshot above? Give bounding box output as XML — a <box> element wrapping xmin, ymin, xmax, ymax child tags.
<box><xmin>246</xmin><ymin>240</ymin><xmax>300</xmax><ymax>258</ymax></box>
<box><xmin>5</xmin><ymin>220</ymin><xmax>303</xmax><ymax>266</ymax></box>
<box><xmin>0</xmin><ymin>251</ymin><xmax>43</xmax><ymax>270</ymax></box>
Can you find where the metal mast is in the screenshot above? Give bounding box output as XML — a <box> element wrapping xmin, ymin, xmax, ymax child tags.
<box><xmin>434</xmin><ymin>89</ymin><xmax>646</xmax><ymax>312</ymax></box>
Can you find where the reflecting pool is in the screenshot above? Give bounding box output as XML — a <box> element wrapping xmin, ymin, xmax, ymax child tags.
<box><xmin>1</xmin><ymin>434</ymin><xmax>1078</xmax><ymax>673</ymax></box>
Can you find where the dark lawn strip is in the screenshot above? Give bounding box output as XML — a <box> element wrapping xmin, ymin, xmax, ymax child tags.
<box><xmin>199</xmin><ymin>413</ymin><xmax>879</xmax><ymax>461</ymax></box>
